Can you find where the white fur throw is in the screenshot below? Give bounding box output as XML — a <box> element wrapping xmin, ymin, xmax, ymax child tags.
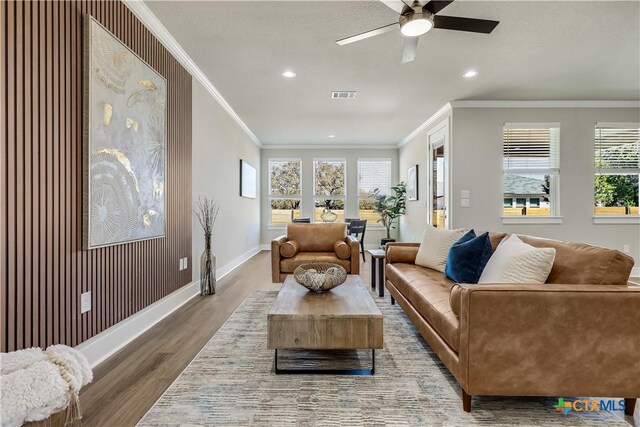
<box><xmin>0</xmin><ymin>345</ymin><xmax>93</xmax><ymax>427</ymax></box>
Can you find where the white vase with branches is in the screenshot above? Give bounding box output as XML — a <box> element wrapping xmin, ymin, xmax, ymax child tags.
<box><xmin>194</xmin><ymin>196</ymin><xmax>220</xmax><ymax>295</ymax></box>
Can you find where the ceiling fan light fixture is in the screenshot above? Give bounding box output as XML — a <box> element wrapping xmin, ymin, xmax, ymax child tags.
<box><xmin>400</xmin><ymin>12</ymin><xmax>434</xmax><ymax>37</ymax></box>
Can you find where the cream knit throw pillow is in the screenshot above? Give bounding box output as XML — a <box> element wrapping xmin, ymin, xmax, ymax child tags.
<box><xmin>478</xmin><ymin>234</ymin><xmax>556</xmax><ymax>284</ymax></box>
<box><xmin>415</xmin><ymin>227</ymin><xmax>466</xmax><ymax>272</ymax></box>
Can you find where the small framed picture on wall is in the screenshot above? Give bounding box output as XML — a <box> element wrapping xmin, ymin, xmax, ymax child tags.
<box><xmin>240</xmin><ymin>159</ymin><xmax>257</xmax><ymax>199</ymax></box>
<box><xmin>407</xmin><ymin>165</ymin><xmax>418</xmax><ymax>201</ymax></box>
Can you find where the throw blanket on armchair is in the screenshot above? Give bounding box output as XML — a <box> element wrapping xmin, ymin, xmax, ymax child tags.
<box><xmin>0</xmin><ymin>345</ymin><xmax>93</xmax><ymax>427</ymax></box>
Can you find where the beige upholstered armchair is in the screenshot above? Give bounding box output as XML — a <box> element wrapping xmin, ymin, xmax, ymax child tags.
<box><xmin>271</xmin><ymin>223</ymin><xmax>360</xmax><ymax>283</ymax></box>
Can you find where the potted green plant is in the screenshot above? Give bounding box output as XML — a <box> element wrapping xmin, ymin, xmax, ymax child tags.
<box><xmin>371</xmin><ymin>182</ymin><xmax>407</xmax><ymax>246</ymax></box>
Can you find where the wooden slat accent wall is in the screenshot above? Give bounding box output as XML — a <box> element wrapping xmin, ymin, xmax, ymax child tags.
<box><xmin>1</xmin><ymin>0</ymin><xmax>193</xmax><ymax>352</ymax></box>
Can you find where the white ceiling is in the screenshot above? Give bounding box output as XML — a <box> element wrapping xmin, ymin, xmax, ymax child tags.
<box><xmin>146</xmin><ymin>0</ymin><xmax>640</xmax><ymax>146</ymax></box>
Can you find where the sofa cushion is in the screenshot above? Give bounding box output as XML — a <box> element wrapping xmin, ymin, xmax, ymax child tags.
<box><xmin>445</xmin><ymin>230</ymin><xmax>493</xmax><ymax>284</ymax></box>
<box><xmin>519</xmin><ymin>235</ymin><xmax>634</xmax><ymax>285</ymax></box>
<box><xmin>280</xmin><ymin>240</ymin><xmax>299</xmax><ymax>258</ymax></box>
<box><xmin>334</xmin><ymin>241</ymin><xmax>350</xmax><ymax>259</ymax></box>
<box><xmin>479</xmin><ymin>235</ymin><xmax>556</xmax><ymax>284</ymax></box>
<box><xmin>287</xmin><ymin>223</ymin><xmax>347</xmax><ymax>252</ymax></box>
<box><xmin>280</xmin><ymin>252</ymin><xmax>352</xmax><ymax>273</ymax></box>
<box><xmin>415</xmin><ymin>227</ymin><xmax>466</xmax><ymax>272</ymax></box>
<box><xmin>449</xmin><ymin>284</ymin><xmax>462</xmax><ymax>317</ymax></box>
<box><xmin>386</xmin><ymin>263</ymin><xmax>460</xmax><ymax>351</ymax></box>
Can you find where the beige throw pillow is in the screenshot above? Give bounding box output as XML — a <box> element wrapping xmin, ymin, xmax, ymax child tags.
<box><xmin>415</xmin><ymin>227</ymin><xmax>466</xmax><ymax>272</ymax></box>
<box><xmin>478</xmin><ymin>234</ymin><xmax>556</xmax><ymax>284</ymax></box>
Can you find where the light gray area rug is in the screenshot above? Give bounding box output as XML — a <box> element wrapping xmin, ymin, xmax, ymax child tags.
<box><xmin>139</xmin><ymin>290</ymin><xmax>628</xmax><ymax>426</ymax></box>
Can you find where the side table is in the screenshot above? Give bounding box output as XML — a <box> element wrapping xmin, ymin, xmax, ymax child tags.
<box><xmin>366</xmin><ymin>249</ymin><xmax>386</xmax><ymax>297</ymax></box>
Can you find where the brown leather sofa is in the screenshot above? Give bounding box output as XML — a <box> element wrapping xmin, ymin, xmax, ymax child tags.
<box><xmin>385</xmin><ymin>233</ymin><xmax>639</xmax><ymax>414</ymax></box>
<box><xmin>271</xmin><ymin>223</ymin><xmax>360</xmax><ymax>283</ymax></box>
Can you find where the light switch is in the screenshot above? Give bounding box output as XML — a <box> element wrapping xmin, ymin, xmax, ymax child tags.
<box><xmin>461</xmin><ymin>190</ymin><xmax>470</xmax><ymax>199</ymax></box>
<box><xmin>461</xmin><ymin>199</ymin><xmax>470</xmax><ymax>208</ymax></box>
<box><xmin>81</xmin><ymin>292</ymin><xmax>91</xmax><ymax>314</ymax></box>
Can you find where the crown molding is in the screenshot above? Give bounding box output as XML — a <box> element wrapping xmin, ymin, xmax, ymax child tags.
<box><xmin>398</xmin><ymin>102</ymin><xmax>452</xmax><ymax>147</ymax></box>
<box><xmin>449</xmin><ymin>100</ymin><xmax>640</xmax><ymax>108</ymax></box>
<box><xmin>122</xmin><ymin>0</ymin><xmax>261</xmax><ymax>147</ymax></box>
<box><xmin>261</xmin><ymin>144</ymin><xmax>399</xmax><ymax>150</ymax></box>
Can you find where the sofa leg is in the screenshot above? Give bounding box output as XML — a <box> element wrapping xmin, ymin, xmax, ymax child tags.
<box><xmin>462</xmin><ymin>389</ymin><xmax>472</xmax><ymax>412</ymax></box>
<box><xmin>625</xmin><ymin>398</ymin><xmax>637</xmax><ymax>416</ymax></box>
<box><xmin>390</xmin><ymin>296</ymin><xmax>395</xmax><ymax>305</ymax></box>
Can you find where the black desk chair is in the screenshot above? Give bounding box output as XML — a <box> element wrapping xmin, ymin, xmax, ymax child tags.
<box><xmin>348</xmin><ymin>219</ymin><xmax>367</xmax><ymax>262</ymax></box>
<box><xmin>292</xmin><ymin>218</ymin><xmax>311</xmax><ymax>223</ymax></box>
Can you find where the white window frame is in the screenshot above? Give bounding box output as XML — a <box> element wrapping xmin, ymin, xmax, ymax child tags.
<box><xmin>357</xmin><ymin>158</ymin><xmax>392</xmax><ymax>228</ymax></box>
<box><xmin>313</xmin><ymin>159</ymin><xmax>347</xmax><ymax>223</ymax></box>
<box><xmin>501</xmin><ymin>123</ymin><xmax>563</xmax><ymax>224</ymax></box>
<box><xmin>268</xmin><ymin>158</ymin><xmax>302</xmax><ymax>226</ymax></box>
<box><xmin>593</xmin><ymin>122</ymin><xmax>640</xmax><ymax>225</ymax></box>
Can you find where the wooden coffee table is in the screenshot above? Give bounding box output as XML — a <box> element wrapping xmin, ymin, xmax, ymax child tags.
<box><xmin>267</xmin><ymin>275</ymin><xmax>383</xmax><ymax>375</ymax></box>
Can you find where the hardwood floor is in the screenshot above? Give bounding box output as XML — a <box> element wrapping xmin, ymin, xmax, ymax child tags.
<box><xmin>79</xmin><ymin>251</ymin><xmax>374</xmax><ymax>426</ymax></box>
<box><xmin>78</xmin><ymin>252</ymin><xmax>638</xmax><ymax>426</ymax></box>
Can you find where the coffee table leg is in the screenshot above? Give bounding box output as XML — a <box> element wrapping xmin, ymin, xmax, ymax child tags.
<box><xmin>274</xmin><ymin>349</ymin><xmax>376</xmax><ymax>375</ymax></box>
<box><xmin>378</xmin><ymin>259</ymin><xmax>384</xmax><ymax>297</ymax></box>
<box><xmin>370</xmin><ymin>256</ymin><xmax>376</xmax><ymax>291</ymax></box>
<box><xmin>371</xmin><ymin>349</ymin><xmax>375</xmax><ymax>375</ymax></box>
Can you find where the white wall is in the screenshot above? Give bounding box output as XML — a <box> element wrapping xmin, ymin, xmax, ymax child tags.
<box><xmin>192</xmin><ymin>80</ymin><xmax>261</xmax><ymax>281</ymax></box>
<box><xmin>451</xmin><ymin>106</ymin><xmax>639</xmax><ymax>265</ymax></box>
<box><xmin>400</xmin><ymin>105</ymin><xmax>639</xmax><ymax>266</ymax></box>
<box><xmin>260</xmin><ymin>148</ymin><xmax>399</xmax><ymax>248</ymax></box>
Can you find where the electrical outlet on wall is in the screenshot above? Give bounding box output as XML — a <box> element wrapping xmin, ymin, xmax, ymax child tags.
<box><xmin>184</xmin><ymin>257</ymin><xmax>188</xmax><ymax>269</ymax></box>
<box><xmin>81</xmin><ymin>292</ymin><xmax>91</xmax><ymax>314</ymax></box>
<box><xmin>623</xmin><ymin>244</ymin><xmax>630</xmax><ymax>253</ymax></box>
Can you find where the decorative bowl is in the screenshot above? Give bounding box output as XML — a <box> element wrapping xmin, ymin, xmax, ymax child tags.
<box><xmin>293</xmin><ymin>263</ymin><xmax>347</xmax><ymax>293</ymax></box>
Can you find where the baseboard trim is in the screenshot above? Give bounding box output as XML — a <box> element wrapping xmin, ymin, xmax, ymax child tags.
<box><xmin>76</xmin><ymin>245</ymin><xmax>262</xmax><ymax>368</ymax></box>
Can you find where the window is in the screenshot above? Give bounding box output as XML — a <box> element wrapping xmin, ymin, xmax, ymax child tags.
<box><xmin>502</xmin><ymin>124</ymin><xmax>560</xmax><ymax>217</ymax></box>
<box><xmin>594</xmin><ymin>124</ymin><xmax>639</xmax><ymax>216</ymax></box>
<box><xmin>268</xmin><ymin>159</ymin><xmax>301</xmax><ymax>225</ymax></box>
<box><xmin>357</xmin><ymin>159</ymin><xmax>391</xmax><ymax>225</ymax></box>
<box><xmin>313</xmin><ymin>160</ymin><xmax>346</xmax><ymax>223</ymax></box>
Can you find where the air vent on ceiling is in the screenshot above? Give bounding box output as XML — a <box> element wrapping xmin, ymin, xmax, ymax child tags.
<box><xmin>331</xmin><ymin>91</ymin><xmax>356</xmax><ymax>99</ymax></box>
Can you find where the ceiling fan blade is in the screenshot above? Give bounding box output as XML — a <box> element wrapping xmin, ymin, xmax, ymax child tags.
<box><xmin>433</xmin><ymin>15</ymin><xmax>499</xmax><ymax>34</ymax></box>
<box><xmin>423</xmin><ymin>0</ymin><xmax>453</xmax><ymax>15</ymax></box>
<box><xmin>336</xmin><ymin>23</ymin><xmax>398</xmax><ymax>46</ymax></box>
<box><xmin>379</xmin><ymin>0</ymin><xmax>412</xmax><ymax>15</ymax></box>
<box><xmin>401</xmin><ymin>36</ymin><xmax>419</xmax><ymax>64</ymax></box>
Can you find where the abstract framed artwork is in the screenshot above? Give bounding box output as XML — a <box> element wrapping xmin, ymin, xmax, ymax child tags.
<box><xmin>83</xmin><ymin>16</ymin><xmax>167</xmax><ymax>249</ymax></box>
<box><xmin>240</xmin><ymin>160</ymin><xmax>257</xmax><ymax>199</ymax></box>
<box><xmin>407</xmin><ymin>164</ymin><xmax>419</xmax><ymax>201</ymax></box>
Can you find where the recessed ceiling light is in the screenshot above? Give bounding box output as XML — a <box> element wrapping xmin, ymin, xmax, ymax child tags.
<box><xmin>328</xmin><ymin>134</ymin><xmax>336</xmax><ymax>138</ymax></box>
<box><xmin>281</xmin><ymin>70</ymin><xmax>296</xmax><ymax>78</ymax></box>
<box><xmin>463</xmin><ymin>70</ymin><xmax>478</xmax><ymax>78</ymax></box>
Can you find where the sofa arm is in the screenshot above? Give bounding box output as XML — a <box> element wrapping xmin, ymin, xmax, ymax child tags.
<box><xmin>457</xmin><ymin>283</ymin><xmax>640</xmax><ymax>398</ymax></box>
<box><xmin>385</xmin><ymin>243</ymin><xmax>419</xmax><ymax>264</ymax></box>
<box><xmin>346</xmin><ymin>235</ymin><xmax>360</xmax><ymax>275</ymax></box>
<box><xmin>271</xmin><ymin>235</ymin><xmax>287</xmax><ymax>282</ymax></box>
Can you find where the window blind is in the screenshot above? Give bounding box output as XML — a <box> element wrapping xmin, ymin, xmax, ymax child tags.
<box><xmin>595</xmin><ymin>125</ymin><xmax>640</xmax><ymax>171</ymax></box>
<box><xmin>358</xmin><ymin>160</ymin><xmax>391</xmax><ymax>196</ymax></box>
<box><xmin>503</xmin><ymin>126</ymin><xmax>560</xmax><ymax>172</ymax></box>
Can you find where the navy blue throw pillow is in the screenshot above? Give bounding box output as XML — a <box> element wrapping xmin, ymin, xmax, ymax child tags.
<box><xmin>445</xmin><ymin>230</ymin><xmax>493</xmax><ymax>284</ymax></box>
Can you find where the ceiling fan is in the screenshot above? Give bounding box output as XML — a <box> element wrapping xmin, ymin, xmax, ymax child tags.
<box><xmin>336</xmin><ymin>0</ymin><xmax>499</xmax><ymax>64</ymax></box>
